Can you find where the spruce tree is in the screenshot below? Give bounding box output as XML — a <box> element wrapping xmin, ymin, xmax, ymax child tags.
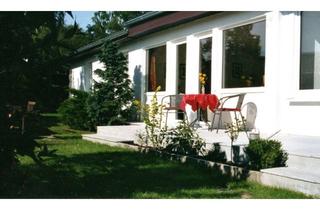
<box><xmin>87</xmin><ymin>40</ymin><xmax>134</xmax><ymax>127</ymax></box>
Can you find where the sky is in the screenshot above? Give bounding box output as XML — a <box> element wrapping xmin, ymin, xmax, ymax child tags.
<box><xmin>65</xmin><ymin>11</ymin><xmax>96</xmax><ymax>30</ymax></box>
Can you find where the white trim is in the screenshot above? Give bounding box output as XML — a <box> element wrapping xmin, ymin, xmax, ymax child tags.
<box><xmin>144</xmin><ymin>42</ymin><xmax>167</xmax><ymax>51</ymax></box>
<box><xmin>219</xmin><ymin>14</ymin><xmax>267</xmax><ymax>31</ymax></box>
<box><xmin>289</xmin><ymin>11</ymin><xmax>320</xmax><ymax>102</ymax></box>
<box><xmin>218</xmin><ymin>87</ymin><xmax>265</xmax><ymax>94</ymax></box>
<box><xmin>171</xmin><ymin>37</ymin><xmax>187</xmax><ymax>45</ymax></box>
<box><xmin>194</xmin><ymin>30</ymin><xmax>212</xmax><ymax>39</ymax></box>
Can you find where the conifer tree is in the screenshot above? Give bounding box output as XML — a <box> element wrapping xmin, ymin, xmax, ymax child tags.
<box><xmin>87</xmin><ymin>40</ymin><xmax>134</xmax><ymax>127</ymax></box>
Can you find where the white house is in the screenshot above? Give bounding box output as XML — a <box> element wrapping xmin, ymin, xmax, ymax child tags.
<box><xmin>70</xmin><ymin>11</ymin><xmax>320</xmax><ymax>195</ymax></box>
<box><xmin>69</xmin><ymin>11</ymin><xmax>320</xmax><ymax>137</ymax></box>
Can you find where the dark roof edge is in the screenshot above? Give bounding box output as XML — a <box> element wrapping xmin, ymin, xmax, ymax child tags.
<box><xmin>75</xmin><ymin>30</ymin><xmax>128</xmax><ymax>55</ymax></box>
<box><xmin>128</xmin><ymin>12</ymin><xmax>221</xmax><ymax>39</ymax></box>
<box><xmin>68</xmin><ymin>30</ymin><xmax>128</xmax><ymax>63</ymax></box>
<box><xmin>124</xmin><ymin>11</ymin><xmax>168</xmax><ymax>27</ymax></box>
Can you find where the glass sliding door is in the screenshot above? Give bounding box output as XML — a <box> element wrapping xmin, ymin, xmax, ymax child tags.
<box><xmin>177</xmin><ymin>43</ymin><xmax>186</xmax><ymax>94</ymax></box>
<box><xmin>199</xmin><ymin>37</ymin><xmax>212</xmax><ymax>93</ymax></box>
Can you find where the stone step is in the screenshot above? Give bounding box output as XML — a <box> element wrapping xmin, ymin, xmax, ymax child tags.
<box><xmin>261</xmin><ymin>167</ymin><xmax>320</xmax><ymax>195</ymax></box>
<box><xmin>96</xmin><ymin>124</ymin><xmax>144</xmax><ymax>140</ymax></box>
<box><xmin>286</xmin><ymin>154</ymin><xmax>320</xmax><ymax>171</ymax></box>
<box><xmin>82</xmin><ymin>133</ymin><xmax>134</xmax><ymax>144</ymax></box>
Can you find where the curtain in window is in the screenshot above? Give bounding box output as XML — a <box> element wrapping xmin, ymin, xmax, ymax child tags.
<box><xmin>150</xmin><ymin>56</ymin><xmax>157</xmax><ymax>91</ymax></box>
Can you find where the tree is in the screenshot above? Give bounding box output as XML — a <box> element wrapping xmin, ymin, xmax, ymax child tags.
<box><xmin>87</xmin><ymin>40</ymin><xmax>134</xmax><ymax>127</ymax></box>
<box><xmin>87</xmin><ymin>11</ymin><xmax>147</xmax><ymax>40</ymax></box>
<box><xmin>0</xmin><ymin>11</ymin><xmax>89</xmax><ymax>171</ymax></box>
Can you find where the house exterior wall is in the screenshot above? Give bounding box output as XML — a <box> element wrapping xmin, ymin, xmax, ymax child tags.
<box><xmin>69</xmin><ymin>56</ymin><xmax>103</xmax><ymax>92</ymax></box>
<box><xmin>122</xmin><ymin>11</ymin><xmax>320</xmax><ymax>136</ymax></box>
<box><xmin>70</xmin><ymin>11</ymin><xmax>320</xmax><ymax>137</ymax></box>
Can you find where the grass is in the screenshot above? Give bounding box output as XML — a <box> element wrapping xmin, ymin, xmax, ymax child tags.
<box><xmin>0</xmin><ymin>113</ymin><xmax>311</xmax><ymax>198</ymax></box>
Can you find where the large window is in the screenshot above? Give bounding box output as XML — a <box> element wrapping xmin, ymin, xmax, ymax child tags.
<box><xmin>223</xmin><ymin>21</ymin><xmax>266</xmax><ymax>88</ymax></box>
<box><xmin>300</xmin><ymin>12</ymin><xmax>320</xmax><ymax>90</ymax></box>
<box><xmin>148</xmin><ymin>45</ymin><xmax>166</xmax><ymax>91</ymax></box>
<box><xmin>200</xmin><ymin>37</ymin><xmax>212</xmax><ymax>93</ymax></box>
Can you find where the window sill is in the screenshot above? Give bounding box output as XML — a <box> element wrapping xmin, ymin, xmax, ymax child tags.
<box><xmin>146</xmin><ymin>91</ymin><xmax>167</xmax><ymax>96</ymax></box>
<box><xmin>288</xmin><ymin>89</ymin><xmax>320</xmax><ymax>103</ymax></box>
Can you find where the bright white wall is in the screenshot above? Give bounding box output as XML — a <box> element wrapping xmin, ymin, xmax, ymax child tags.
<box><xmin>91</xmin><ymin>60</ymin><xmax>104</xmax><ymax>85</ymax></box>
<box><xmin>277</xmin><ymin>12</ymin><xmax>320</xmax><ymax>136</ymax></box>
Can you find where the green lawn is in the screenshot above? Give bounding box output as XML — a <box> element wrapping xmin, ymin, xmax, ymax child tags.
<box><xmin>0</xmin><ymin>114</ymin><xmax>311</xmax><ymax>198</ymax></box>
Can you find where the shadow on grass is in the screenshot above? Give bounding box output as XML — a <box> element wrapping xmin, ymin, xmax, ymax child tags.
<box><xmin>1</xmin><ymin>149</ymin><xmax>248</xmax><ymax>198</ymax></box>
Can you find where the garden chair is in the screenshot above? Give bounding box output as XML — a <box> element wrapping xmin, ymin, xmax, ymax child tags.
<box><xmin>209</xmin><ymin>93</ymin><xmax>247</xmax><ymax>134</ymax></box>
<box><xmin>159</xmin><ymin>94</ymin><xmax>188</xmax><ymax>130</ymax></box>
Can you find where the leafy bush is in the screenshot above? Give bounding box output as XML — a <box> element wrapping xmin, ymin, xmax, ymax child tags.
<box><xmin>205</xmin><ymin>143</ymin><xmax>227</xmax><ymax>163</ymax></box>
<box><xmin>163</xmin><ymin>120</ymin><xmax>206</xmax><ymax>156</ymax></box>
<box><xmin>57</xmin><ymin>89</ymin><xmax>91</xmax><ymax>130</ymax></box>
<box><xmin>244</xmin><ymin>139</ymin><xmax>288</xmax><ymax>170</ymax></box>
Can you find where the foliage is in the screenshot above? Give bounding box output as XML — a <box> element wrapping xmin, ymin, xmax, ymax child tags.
<box><xmin>137</xmin><ymin>86</ymin><xmax>164</xmax><ymax>148</ymax></box>
<box><xmin>57</xmin><ymin>89</ymin><xmax>91</xmax><ymax>130</ymax></box>
<box><xmin>86</xmin><ymin>39</ymin><xmax>134</xmax><ymax>127</ymax></box>
<box><xmin>87</xmin><ymin>11</ymin><xmax>147</xmax><ymax>41</ymax></box>
<box><xmin>0</xmin><ymin>11</ymin><xmax>89</xmax><ymax>173</ymax></box>
<box><xmin>0</xmin><ymin>12</ymin><xmax>90</xmax><ymax>112</ymax></box>
<box><xmin>224</xmin><ymin>117</ymin><xmax>247</xmax><ymax>162</ymax></box>
<box><xmin>137</xmin><ymin>88</ymin><xmax>205</xmax><ymax>156</ymax></box>
<box><xmin>205</xmin><ymin>143</ymin><xmax>227</xmax><ymax>163</ymax></box>
<box><xmin>163</xmin><ymin>120</ymin><xmax>206</xmax><ymax>156</ymax></box>
<box><xmin>244</xmin><ymin>138</ymin><xmax>288</xmax><ymax>170</ymax></box>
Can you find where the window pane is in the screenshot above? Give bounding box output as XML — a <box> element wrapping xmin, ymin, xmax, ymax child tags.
<box><xmin>200</xmin><ymin>37</ymin><xmax>212</xmax><ymax>93</ymax></box>
<box><xmin>223</xmin><ymin>21</ymin><xmax>266</xmax><ymax>88</ymax></box>
<box><xmin>177</xmin><ymin>43</ymin><xmax>186</xmax><ymax>94</ymax></box>
<box><xmin>300</xmin><ymin>12</ymin><xmax>320</xmax><ymax>89</ymax></box>
<box><xmin>148</xmin><ymin>45</ymin><xmax>166</xmax><ymax>91</ymax></box>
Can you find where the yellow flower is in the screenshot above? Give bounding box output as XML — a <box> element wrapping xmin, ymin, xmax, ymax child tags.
<box><xmin>199</xmin><ymin>72</ymin><xmax>207</xmax><ymax>85</ymax></box>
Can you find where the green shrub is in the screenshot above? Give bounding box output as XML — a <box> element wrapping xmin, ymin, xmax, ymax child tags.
<box><xmin>244</xmin><ymin>139</ymin><xmax>288</xmax><ymax>170</ymax></box>
<box><xmin>205</xmin><ymin>143</ymin><xmax>227</xmax><ymax>163</ymax></box>
<box><xmin>57</xmin><ymin>89</ymin><xmax>91</xmax><ymax>130</ymax></box>
<box><xmin>163</xmin><ymin>120</ymin><xmax>206</xmax><ymax>156</ymax></box>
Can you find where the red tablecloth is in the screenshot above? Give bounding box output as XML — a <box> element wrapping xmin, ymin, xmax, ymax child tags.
<box><xmin>179</xmin><ymin>94</ymin><xmax>219</xmax><ymax>112</ymax></box>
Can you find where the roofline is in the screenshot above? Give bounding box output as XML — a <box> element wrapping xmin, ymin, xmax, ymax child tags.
<box><xmin>124</xmin><ymin>11</ymin><xmax>168</xmax><ymax>27</ymax></box>
<box><xmin>127</xmin><ymin>12</ymin><xmax>221</xmax><ymax>39</ymax></box>
<box><xmin>75</xmin><ymin>30</ymin><xmax>128</xmax><ymax>55</ymax></box>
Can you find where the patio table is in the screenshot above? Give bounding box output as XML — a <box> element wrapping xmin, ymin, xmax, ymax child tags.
<box><xmin>179</xmin><ymin>94</ymin><xmax>219</xmax><ymax>127</ymax></box>
<box><xmin>179</xmin><ymin>94</ymin><xmax>219</xmax><ymax>112</ymax></box>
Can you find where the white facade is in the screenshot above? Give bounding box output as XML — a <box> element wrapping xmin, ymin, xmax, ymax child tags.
<box><xmin>70</xmin><ymin>11</ymin><xmax>320</xmax><ymax>137</ymax></box>
<box><xmin>69</xmin><ymin>56</ymin><xmax>104</xmax><ymax>92</ymax></box>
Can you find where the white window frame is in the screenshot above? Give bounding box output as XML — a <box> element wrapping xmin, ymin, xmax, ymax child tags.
<box><xmin>173</xmin><ymin>39</ymin><xmax>187</xmax><ymax>94</ymax></box>
<box><xmin>218</xmin><ymin>16</ymin><xmax>267</xmax><ymax>94</ymax></box>
<box><xmin>292</xmin><ymin>11</ymin><xmax>320</xmax><ymax>102</ymax></box>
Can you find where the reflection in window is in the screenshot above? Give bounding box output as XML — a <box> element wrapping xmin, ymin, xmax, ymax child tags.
<box><xmin>177</xmin><ymin>43</ymin><xmax>186</xmax><ymax>94</ymax></box>
<box><xmin>223</xmin><ymin>21</ymin><xmax>266</xmax><ymax>88</ymax></box>
<box><xmin>200</xmin><ymin>37</ymin><xmax>212</xmax><ymax>93</ymax></box>
<box><xmin>300</xmin><ymin>12</ymin><xmax>320</xmax><ymax>89</ymax></box>
<box><xmin>148</xmin><ymin>45</ymin><xmax>166</xmax><ymax>91</ymax></box>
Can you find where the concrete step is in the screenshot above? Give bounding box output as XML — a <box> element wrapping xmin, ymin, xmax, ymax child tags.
<box><xmin>261</xmin><ymin>167</ymin><xmax>320</xmax><ymax>195</ymax></box>
<box><xmin>96</xmin><ymin>124</ymin><xmax>144</xmax><ymax>141</ymax></box>
<box><xmin>82</xmin><ymin>133</ymin><xmax>134</xmax><ymax>144</ymax></box>
<box><xmin>286</xmin><ymin>154</ymin><xmax>320</xmax><ymax>171</ymax></box>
